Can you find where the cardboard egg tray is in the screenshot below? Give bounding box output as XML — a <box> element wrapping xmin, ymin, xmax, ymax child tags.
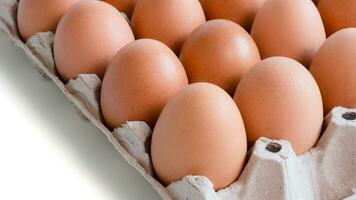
<box><xmin>1</xmin><ymin>1</ymin><xmax>355</xmax><ymax>199</ymax></box>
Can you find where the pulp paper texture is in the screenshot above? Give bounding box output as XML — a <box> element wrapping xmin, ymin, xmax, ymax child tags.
<box><xmin>26</xmin><ymin>32</ymin><xmax>56</xmax><ymax>75</ymax></box>
<box><xmin>113</xmin><ymin>121</ymin><xmax>153</xmax><ymax>175</ymax></box>
<box><xmin>0</xmin><ymin>1</ymin><xmax>355</xmax><ymax>199</ymax></box>
<box><xmin>167</xmin><ymin>176</ymin><xmax>217</xmax><ymax>200</ymax></box>
<box><xmin>66</xmin><ymin>74</ymin><xmax>103</xmax><ymax>121</ymax></box>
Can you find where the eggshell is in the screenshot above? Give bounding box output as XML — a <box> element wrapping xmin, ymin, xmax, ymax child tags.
<box><xmin>152</xmin><ymin>83</ymin><xmax>247</xmax><ymax>190</ymax></box>
<box><xmin>102</xmin><ymin>0</ymin><xmax>136</xmax><ymax>17</ymax></box>
<box><xmin>318</xmin><ymin>0</ymin><xmax>356</xmax><ymax>36</ymax></box>
<box><xmin>199</xmin><ymin>0</ymin><xmax>267</xmax><ymax>31</ymax></box>
<box><xmin>234</xmin><ymin>57</ymin><xmax>323</xmax><ymax>154</ymax></box>
<box><xmin>310</xmin><ymin>28</ymin><xmax>356</xmax><ymax>114</ymax></box>
<box><xmin>54</xmin><ymin>0</ymin><xmax>134</xmax><ymax>82</ymax></box>
<box><xmin>17</xmin><ymin>0</ymin><xmax>82</xmax><ymax>41</ymax></box>
<box><xmin>131</xmin><ymin>0</ymin><xmax>206</xmax><ymax>54</ymax></box>
<box><xmin>180</xmin><ymin>19</ymin><xmax>260</xmax><ymax>95</ymax></box>
<box><xmin>251</xmin><ymin>0</ymin><xmax>326</xmax><ymax>67</ymax></box>
<box><xmin>101</xmin><ymin>39</ymin><xmax>188</xmax><ymax>129</ymax></box>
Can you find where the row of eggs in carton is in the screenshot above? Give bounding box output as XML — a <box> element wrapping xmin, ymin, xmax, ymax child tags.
<box><xmin>1</xmin><ymin>0</ymin><xmax>356</xmax><ymax>199</ymax></box>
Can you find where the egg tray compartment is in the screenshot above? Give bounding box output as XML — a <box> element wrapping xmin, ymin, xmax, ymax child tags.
<box><xmin>1</xmin><ymin>1</ymin><xmax>355</xmax><ymax>199</ymax></box>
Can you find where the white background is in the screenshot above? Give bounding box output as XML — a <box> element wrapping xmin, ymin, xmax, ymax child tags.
<box><xmin>0</xmin><ymin>31</ymin><xmax>160</xmax><ymax>200</ymax></box>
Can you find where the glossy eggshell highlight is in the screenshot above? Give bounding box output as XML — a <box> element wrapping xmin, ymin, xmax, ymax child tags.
<box><xmin>251</xmin><ymin>0</ymin><xmax>326</xmax><ymax>67</ymax></box>
<box><xmin>310</xmin><ymin>28</ymin><xmax>356</xmax><ymax>114</ymax></box>
<box><xmin>54</xmin><ymin>0</ymin><xmax>134</xmax><ymax>82</ymax></box>
<box><xmin>200</xmin><ymin>0</ymin><xmax>267</xmax><ymax>31</ymax></box>
<box><xmin>234</xmin><ymin>57</ymin><xmax>323</xmax><ymax>154</ymax></box>
<box><xmin>318</xmin><ymin>0</ymin><xmax>356</xmax><ymax>36</ymax></box>
<box><xmin>17</xmin><ymin>0</ymin><xmax>82</xmax><ymax>41</ymax></box>
<box><xmin>152</xmin><ymin>83</ymin><xmax>247</xmax><ymax>190</ymax></box>
<box><xmin>180</xmin><ymin>19</ymin><xmax>260</xmax><ymax>95</ymax></box>
<box><xmin>101</xmin><ymin>39</ymin><xmax>188</xmax><ymax>129</ymax></box>
<box><xmin>131</xmin><ymin>0</ymin><xmax>206</xmax><ymax>54</ymax></box>
<box><xmin>102</xmin><ymin>0</ymin><xmax>136</xmax><ymax>17</ymax></box>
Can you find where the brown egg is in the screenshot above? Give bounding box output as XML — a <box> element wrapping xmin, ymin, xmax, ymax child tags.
<box><xmin>251</xmin><ymin>0</ymin><xmax>326</xmax><ymax>67</ymax></box>
<box><xmin>54</xmin><ymin>0</ymin><xmax>134</xmax><ymax>82</ymax></box>
<box><xmin>102</xmin><ymin>0</ymin><xmax>136</xmax><ymax>18</ymax></box>
<box><xmin>234</xmin><ymin>57</ymin><xmax>323</xmax><ymax>154</ymax></box>
<box><xmin>180</xmin><ymin>19</ymin><xmax>260</xmax><ymax>95</ymax></box>
<box><xmin>131</xmin><ymin>0</ymin><xmax>206</xmax><ymax>54</ymax></box>
<box><xmin>318</xmin><ymin>0</ymin><xmax>356</xmax><ymax>36</ymax></box>
<box><xmin>152</xmin><ymin>83</ymin><xmax>247</xmax><ymax>190</ymax></box>
<box><xmin>101</xmin><ymin>39</ymin><xmax>188</xmax><ymax>129</ymax></box>
<box><xmin>17</xmin><ymin>0</ymin><xmax>82</xmax><ymax>41</ymax></box>
<box><xmin>310</xmin><ymin>28</ymin><xmax>356</xmax><ymax>114</ymax></box>
<box><xmin>200</xmin><ymin>0</ymin><xmax>267</xmax><ymax>31</ymax></box>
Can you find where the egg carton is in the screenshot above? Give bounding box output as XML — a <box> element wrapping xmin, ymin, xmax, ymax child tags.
<box><xmin>1</xmin><ymin>1</ymin><xmax>355</xmax><ymax>199</ymax></box>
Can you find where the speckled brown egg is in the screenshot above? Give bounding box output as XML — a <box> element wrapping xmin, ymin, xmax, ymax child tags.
<box><xmin>54</xmin><ymin>0</ymin><xmax>134</xmax><ymax>82</ymax></box>
<box><xmin>234</xmin><ymin>57</ymin><xmax>323</xmax><ymax>154</ymax></box>
<box><xmin>200</xmin><ymin>0</ymin><xmax>267</xmax><ymax>31</ymax></box>
<box><xmin>131</xmin><ymin>0</ymin><xmax>206</xmax><ymax>54</ymax></box>
<box><xmin>180</xmin><ymin>19</ymin><xmax>260</xmax><ymax>95</ymax></box>
<box><xmin>318</xmin><ymin>0</ymin><xmax>356</xmax><ymax>36</ymax></box>
<box><xmin>310</xmin><ymin>28</ymin><xmax>356</xmax><ymax>114</ymax></box>
<box><xmin>102</xmin><ymin>0</ymin><xmax>136</xmax><ymax>18</ymax></box>
<box><xmin>152</xmin><ymin>83</ymin><xmax>247</xmax><ymax>190</ymax></box>
<box><xmin>251</xmin><ymin>0</ymin><xmax>326</xmax><ymax>67</ymax></box>
<box><xmin>17</xmin><ymin>0</ymin><xmax>83</xmax><ymax>41</ymax></box>
<box><xmin>101</xmin><ymin>39</ymin><xmax>188</xmax><ymax>129</ymax></box>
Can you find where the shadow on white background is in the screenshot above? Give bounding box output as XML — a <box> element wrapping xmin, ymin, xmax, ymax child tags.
<box><xmin>0</xmin><ymin>30</ymin><xmax>160</xmax><ymax>200</ymax></box>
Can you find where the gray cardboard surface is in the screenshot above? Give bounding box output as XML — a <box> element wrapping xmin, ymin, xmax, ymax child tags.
<box><xmin>0</xmin><ymin>1</ymin><xmax>355</xmax><ymax>199</ymax></box>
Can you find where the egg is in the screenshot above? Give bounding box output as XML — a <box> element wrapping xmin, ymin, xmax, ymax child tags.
<box><xmin>251</xmin><ymin>0</ymin><xmax>326</xmax><ymax>67</ymax></box>
<box><xmin>310</xmin><ymin>28</ymin><xmax>356</xmax><ymax>114</ymax></box>
<box><xmin>199</xmin><ymin>0</ymin><xmax>267</xmax><ymax>31</ymax></box>
<box><xmin>234</xmin><ymin>57</ymin><xmax>323</xmax><ymax>154</ymax></box>
<box><xmin>101</xmin><ymin>39</ymin><xmax>188</xmax><ymax>129</ymax></box>
<box><xmin>102</xmin><ymin>0</ymin><xmax>136</xmax><ymax>18</ymax></box>
<box><xmin>152</xmin><ymin>83</ymin><xmax>246</xmax><ymax>190</ymax></box>
<box><xmin>318</xmin><ymin>0</ymin><xmax>356</xmax><ymax>36</ymax></box>
<box><xmin>54</xmin><ymin>0</ymin><xmax>134</xmax><ymax>82</ymax></box>
<box><xmin>17</xmin><ymin>0</ymin><xmax>82</xmax><ymax>41</ymax></box>
<box><xmin>131</xmin><ymin>0</ymin><xmax>206</xmax><ymax>54</ymax></box>
<box><xmin>180</xmin><ymin>19</ymin><xmax>260</xmax><ymax>95</ymax></box>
